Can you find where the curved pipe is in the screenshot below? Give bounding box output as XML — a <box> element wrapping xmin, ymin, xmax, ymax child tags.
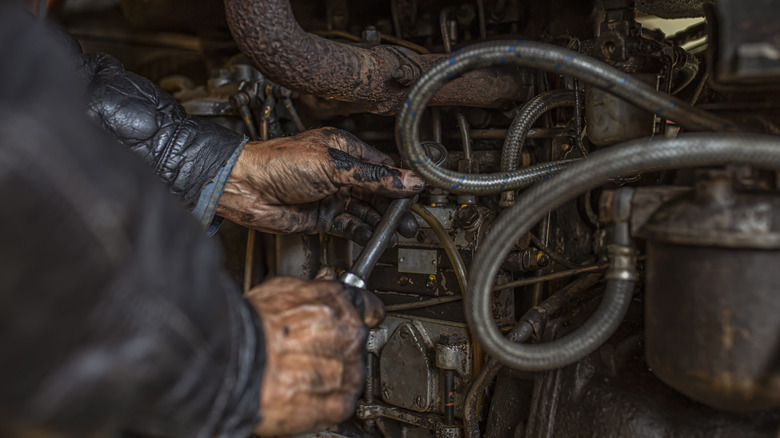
<box><xmin>224</xmin><ymin>0</ymin><xmax>533</xmax><ymax>114</ymax></box>
<box><xmin>467</xmin><ymin>133</ymin><xmax>780</xmax><ymax>371</ymax></box>
<box><xmin>501</xmin><ymin>90</ymin><xmax>578</xmax><ymax>172</ymax></box>
<box><xmin>498</xmin><ymin>89</ymin><xmax>578</xmax><ymax>206</ymax></box>
<box><xmin>396</xmin><ymin>40</ymin><xmax>740</xmax><ymax>194</ymax></box>
<box><xmin>463</xmin><ymin>274</ymin><xmax>602</xmax><ymax>438</ymax></box>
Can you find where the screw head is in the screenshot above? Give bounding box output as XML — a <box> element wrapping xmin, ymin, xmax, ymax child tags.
<box><xmin>415</xmin><ymin>395</ymin><xmax>424</xmax><ymax>407</ymax></box>
<box><xmin>383</xmin><ymin>388</ymin><xmax>392</xmax><ymax>399</ymax></box>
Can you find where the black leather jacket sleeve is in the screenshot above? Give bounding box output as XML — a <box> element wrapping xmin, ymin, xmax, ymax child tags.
<box><xmin>0</xmin><ymin>7</ymin><xmax>263</xmax><ymax>437</ymax></box>
<box><xmin>76</xmin><ymin>52</ymin><xmax>246</xmax><ymax>210</ymax></box>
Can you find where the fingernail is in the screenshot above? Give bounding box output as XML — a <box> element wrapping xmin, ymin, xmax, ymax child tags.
<box><xmin>403</xmin><ymin>172</ymin><xmax>425</xmax><ymax>191</ymax></box>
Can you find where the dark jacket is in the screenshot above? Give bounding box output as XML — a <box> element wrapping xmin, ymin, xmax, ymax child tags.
<box><xmin>0</xmin><ymin>6</ymin><xmax>264</xmax><ymax>438</ymax></box>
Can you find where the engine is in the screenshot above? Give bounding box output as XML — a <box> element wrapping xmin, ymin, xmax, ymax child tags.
<box><xmin>61</xmin><ymin>0</ymin><xmax>780</xmax><ymax>436</ymax></box>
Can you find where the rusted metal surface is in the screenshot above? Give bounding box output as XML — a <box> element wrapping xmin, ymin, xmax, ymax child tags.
<box><xmin>642</xmin><ymin>172</ymin><xmax>780</xmax><ymax>411</ymax></box>
<box><xmin>224</xmin><ymin>0</ymin><xmax>534</xmax><ymax>114</ymax></box>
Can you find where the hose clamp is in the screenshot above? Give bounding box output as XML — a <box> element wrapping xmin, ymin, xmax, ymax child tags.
<box><xmin>605</xmin><ymin>244</ymin><xmax>638</xmax><ymax>281</ymax></box>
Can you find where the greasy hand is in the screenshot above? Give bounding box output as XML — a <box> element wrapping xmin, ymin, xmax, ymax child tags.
<box><xmin>246</xmin><ymin>273</ymin><xmax>384</xmax><ymax>436</ymax></box>
<box><xmin>216</xmin><ymin>128</ymin><xmax>424</xmax><ymax>244</ymax></box>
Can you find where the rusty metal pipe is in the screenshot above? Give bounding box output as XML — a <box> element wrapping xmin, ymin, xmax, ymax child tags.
<box><xmin>224</xmin><ymin>0</ymin><xmax>532</xmax><ymax>114</ymax></box>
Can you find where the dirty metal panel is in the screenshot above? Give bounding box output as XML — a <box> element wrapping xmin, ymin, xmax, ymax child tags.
<box><xmin>398</xmin><ymin>248</ymin><xmax>438</xmax><ymax>274</ymax></box>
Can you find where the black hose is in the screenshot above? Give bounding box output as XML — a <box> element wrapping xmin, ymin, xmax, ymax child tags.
<box><xmin>396</xmin><ymin>40</ymin><xmax>738</xmax><ymax>195</ymax></box>
<box><xmin>501</xmin><ymin>89</ymin><xmax>578</xmax><ymax>172</ymax></box>
<box><xmin>467</xmin><ymin>133</ymin><xmax>780</xmax><ymax>371</ymax></box>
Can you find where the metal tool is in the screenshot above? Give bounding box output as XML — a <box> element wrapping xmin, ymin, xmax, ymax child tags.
<box><xmin>341</xmin><ymin>197</ymin><xmax>415</xmax><ymax>289</ymax></box>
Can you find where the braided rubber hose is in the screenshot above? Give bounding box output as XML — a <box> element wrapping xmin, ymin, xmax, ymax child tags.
<box><xmin>396</xmin><ymin>40</ymin><xmax>737</xmax><ymax>195</ymax></box>
<box><xmin>467</xmin><ymin>133</ymin><xmax>780</xmax><ymax>371</ymax></box>
<box><xmin>463</xmin><ymin>273</ymin><xmax>602</xmax><ymax>438</ymax></box>
<box><xmin>501</xmin><ymin>89</ymin><xmax>578</xmax><ymax>172</ymax></box>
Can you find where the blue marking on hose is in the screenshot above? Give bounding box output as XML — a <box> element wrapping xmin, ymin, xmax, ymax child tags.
<box><xmin>509</xmin><ymin>45</ymin><xmax>516</xmax><ymax>52</ymax></box>
<box><xmin>553</xmin><ymin>63</ymin><xmax>562</xmax><ymax>70</ymax></box>
<box><xmin>412</xmin><ymin>160</ymin><xmax>422</xmax><ymax>164</ymax></box>
<box><xmin>411</xmin><ymin>111</ymin><xmax>417</xmax><ymax>119</ymax></box>
<box><xmin>424</xmin><ymin>156</ymin><xmax>431</xmax><ymax>163</ymax></box>
<box><xmin>606</xmin><ymin>77</ymin><xmax>628</xmax><ymax>90</ymax></box>
<box><xmin>451</xmin><ymin>175</ymin><xmax>466</xmax><ymax>190</ymax></box>
<box><xmin>565</xmin><ymin>55</ymin><xmax>574</xmax><ymax>63</ymax></box>
<box><xmin>498</xmin><ymin>174</ymin><xmax>509</xmax><ymax>192</ymax></box>
<box><xmin>449</xmin><ymin>57</ymin><xmax>455</xmax><ymax>65</ymax></box>
<box><xmin>499</xmin><ymin>57</ymin><xmax>506</xmax><ymax>64</ymax></box>
<box><xmin>405</xmin><ymin>97</ymin><xmax>411</xmax><ymax>107</ymax></box>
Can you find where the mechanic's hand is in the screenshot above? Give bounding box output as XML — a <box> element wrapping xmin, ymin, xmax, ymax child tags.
<box><xmin>216</xmin><ymin>127</ymin><xmax>424</xmax><ymax>245</ymax></box>
<box><xmin>245</xmin><ymin>274</ymin><xmax>384</xmax><ymax>436</ymax></box>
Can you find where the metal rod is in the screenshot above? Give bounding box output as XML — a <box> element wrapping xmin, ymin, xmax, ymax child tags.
<box><xmin>493</xmin><ymin>264</ymin><xmax>608</xmax><ymax>291</ymax></box>
<box><xmin>364</xmin><ymin>352</ymin><xmax>377</xmax><ymax>430</ymax></box>
<box><xmin>444</xmin><ymin>369</ymin><xmax>456</xmax><ymax>425</ymax></box>
<box><xmin>385</xmin><ymin>296</ymin><xmax>463</xmax><ymax>312</ymax></box>
<box><xmin>456</xmin><ymin>112</ymin><xmax>473</xmax><ymax>161</ymax></box>
<box><xmin>432</xmin><ymin>108</ymin><xmax>443</xmax><ymax>144</ymax></box>
<box><xmin>344</xmin><ymin>197</ymin><xmax>415</xmax><ymax>287</ymax></box>
<box><xmin>440</xmin><ymin>8</ymin><xmax>453</xmax><ymax>53</ymax></box>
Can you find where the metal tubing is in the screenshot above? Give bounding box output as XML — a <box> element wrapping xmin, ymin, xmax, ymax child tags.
<box><xmin>444</xmin><ymin>369</ymin><xmax>456</xmax><ymax>426</ymax></box>
<box><xmin>493</xmin><ymin>264</ymin><xmax>607</xmax><ymax>291</ymax></box>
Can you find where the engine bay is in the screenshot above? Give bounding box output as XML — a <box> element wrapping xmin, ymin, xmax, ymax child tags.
<box><xmin>58</xmin><ymin>0</ymin><xmax>780</xmax><ymax>436</ymax></box>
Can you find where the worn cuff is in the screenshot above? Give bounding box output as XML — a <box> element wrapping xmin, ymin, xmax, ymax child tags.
<box><xmin>192</xmin><ymin>137</ymin><xmax>248</xmax><ymax>234</ymax></box>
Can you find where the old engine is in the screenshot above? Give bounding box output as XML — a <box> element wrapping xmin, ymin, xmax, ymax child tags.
<box><xmin>61</xmin><ymin>0</ymin><xmax>780</xmax><ymax>436</ymax></box>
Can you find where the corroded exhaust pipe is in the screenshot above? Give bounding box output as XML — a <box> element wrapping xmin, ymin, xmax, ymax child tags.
<box><xmin>224</xmin><ymin>0</ymin><xmax>532</xmax><ymax>114</ymax></box>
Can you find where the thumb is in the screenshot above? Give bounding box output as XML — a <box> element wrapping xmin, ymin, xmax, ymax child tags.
<box><xmin>327</xmin><ymin>148</ymin><xmax>424</xmax><ymax>198</ymax></box>
<box><xmin>344</xmin><ymin>285</ymin><xmax>386</xmax><ymax>328</ymax></box>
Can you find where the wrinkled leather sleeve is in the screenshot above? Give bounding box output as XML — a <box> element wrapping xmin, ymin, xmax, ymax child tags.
<box><xmin>0</xmin><ymin>7</ymin><xmax>263</xmax><ymax>437</ymax></box>
<box><xmin>77</xmin><ymin>52</ymin><xmax>245</xmax><ymax>209</ymax></box>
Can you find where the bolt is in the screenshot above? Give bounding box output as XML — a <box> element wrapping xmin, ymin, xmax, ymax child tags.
<box><xmin>439</xmin><ymin>333</ymin><xmax>459</xmax><ymax>345</ymax></box>
<box><xmin>362</xmin><ymin>25</ymin><xmax>381</xmax><ymax>46</ymax></box>
<box><xmin>398</xmin><ymin>276</ymin><xmax>410</xmax><ymax>286</ymax></box>
<box><xmin>383</xmin><ymin>388</ymin><xmax>392</xmax><ymax>399</ymax></box>
<box><xmin>457</xmin><ymin>205</ymin><xmax>481</xmax><ymax>229</ymax></box>
<box><xmin>392</xmin><ymin>64</ymin><xmax>417</xmax><ymax>86</ymax></box>
<box><xmin>415</xmin><ymin>395</ymin><xmax>425</xmax><ymax>407</ymax></box>
<box><xmin>426</xmin><ymin>279</ymin><xmax>436</xmax><ymax>289</ymax></box>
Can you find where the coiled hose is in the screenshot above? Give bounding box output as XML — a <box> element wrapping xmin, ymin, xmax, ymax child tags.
<box><xmin>396</xmin><ymin>40</ymin><xmax>737</xmax><ymax>195</ymax></box>
<box><xmin>501</xmin><ymin>89</ymin><xmax>578</xmax><ymax>172</ymax></box>
<box><xmin>467</xmin><ymin>133</ymin><xmax>780</xmax><ymax>371</ymax></box>
<box><xmin>499</xmin><ymin>89</ymin><xmax>578</xmax><ymax>206</ymax></box>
